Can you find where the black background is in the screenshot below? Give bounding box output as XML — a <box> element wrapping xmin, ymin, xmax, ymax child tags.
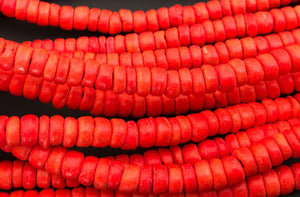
<box><xmin>0</xmin><ymin>0</ymin><xmax>299</xmax><ymax>196</ymax></box>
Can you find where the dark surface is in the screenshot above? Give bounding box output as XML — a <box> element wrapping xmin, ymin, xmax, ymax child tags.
<box><xmin>0</xmin><ymin>0</ymin><xmax>299</xmax><ymax>196</ymax></box>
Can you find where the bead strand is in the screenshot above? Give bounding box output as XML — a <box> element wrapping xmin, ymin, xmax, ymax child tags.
<box><xmin>0</xmin><ymin>0</ymin><xmax>295</xmax><ymax>34</ymax></box>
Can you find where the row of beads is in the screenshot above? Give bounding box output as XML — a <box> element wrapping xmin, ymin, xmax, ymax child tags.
<box><xmin>0</xmin><ymin>0</ymin><xmax>295</xmax><ymax>33</ymax></box>
<box><xmin>1</xmin><ymin>38</ymin><xmax>299</xmax><ymax>98</ymax></box>
<box><xmin>0</xmin><ymin>94</ymin><xmax>299</xmax><ymax>150</ymax></box>
<box><xmin>23</xmin><ymin>29</ymin><xmax>300</xmax><ymax>70</ymax></box>
<box><xmin>4</xmin><ymin>125</ymin><xmax>300</xmax><ymax>194</ymax></box>
<box><xmin>0</xmin><ymin>163</ymin><xmax>298</xmax><ymax>197</ymax></box>
<box><xmin>0</xmin><ymin>65</ymin><xmax>297</xmax><ymax>118</ymax></box>
<box><xmin>17</xmin><ymin>6</ymin><xmax>300</xmax><ymax>53</ymax></box>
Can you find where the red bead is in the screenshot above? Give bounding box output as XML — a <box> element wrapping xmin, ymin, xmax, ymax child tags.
<box><xmin>29</xmin><ymin>145</ymin><xmax>51</xmax><ymax>169</ymax></box>
<box><xmin>193</xmin><ymin>2</ymin><xmax>209</xmax><ymax>23</ymax></box>
<box><xmin>220</xmin><ymin>0</ymin><xmax>233</xmax><ymax>16</ymax></box>
<box><xmin>225</xmin><ymin>39</ymin><xmax>243</xmax><ymax>59</ymax></box>
<box><xmin>182</xmin><ymin>6</ymin><xmax>195</xmax><ymax>26</ymax></box>
<box><xmin>37</xmin><ymin>2</ymin><xmax>50</xmax><ymax>26</ymax></box>
<box><xmin>154</xmin><ymin>31</ymin><xmax>167</xmax><ymax>50</ymax></box>
<box><xmin>222</xmin><ymin>156</ymin><xmax>244</xmax><ymax>186</ymax></box>
<box><xmin>138</xmin><ymin>117</ymin><xmax>155</xmax><ymax>148</ymax></box>
<box><xmin>273</xmin><ymin>133</ymin><xmax>293</xmax><ymax>161</ymax></box>
<box><xmin>270</xmin><ymin>48</ymin><xmax>291</xmax><ymax>75</ymax></box>
<box><xmin>109</xmin><ymin>12</ymin><xmax>122</xmax><ymax>35</ymax></box>
<box><xmin>154</xmin><ymin>117</ymin><xmax>172</xmax><ymax>146</ymax></box>
<box><xmin>0</xmin><ymin>161</ymin><xmax>12</xmax><ymax>190</ymax></box>
<box><xmin>22</xmin><ymin>162</ymin><xmax>36</xmax><ymax>189</ymax></box>
<box><xmin>0</xmin><ymin>41</ymin><xmax>19</xmax><ymax>70</ymax></box>
<box><xmin>209</xmin><ymin>158</ymin><xmax>228</xmax><ymax>190</ymax></box>
<box><xmin>15</xmin><ymin>0</ymin><xmax>29</xmax><ymax>20</ymax></box>
<box><xmin>26</xmin><ymin>0</ymin><xmax>39</xmax><ymax>24</ymax></box>
<box><xmin>291</xmin><ymin>163</ymin><xmax>300</xmax><ymax>190</ymax></box>
<box><xmin>49</xmin><ymin>115</ymin><xmax>64</xmax><ymax>146</ymax></box>
<box><xmin>49</xmin><ymin>3</ymin><xmax>60</xmax><ymax>27</ymax></box>
<box><xmin>231</xmin><ymin>0</ymin><xmax>246</xmax><ymax>14</ymax></box>
<box><xmin>29</xmin><ymin>48</ymin><xmax>49</xmax><ymax>77</ymax></box>
<box><xmin>276</xmin><ymin>165</ymin><xmax>295</xmax><ymax>195</ymax></box>
<box><xmin>45</xmin><ymin>146</ymin><xmax>67</xmax><ymax>175</ymax></box>
<box><xmin>14</xmin><ymin>45</ymin><xmax>33</xmax><ymax>75</ymax></box>
<box><xmin>181</xmin><ymin>164</ymin><xmax>197</xmax><ymax>192</ymax></box>
<box><xmin>169</xmin><ymin>4</ymin><xmax>183</xmax><ymax>27</ymax></box>
<box><xmin>146</xmin><ymin>9</ymin><xmax>159</xmax><ymax>32</ymax></box>
<box><xmin>94</xmin><ymin>158</ymin><xmax>112</xmax><ymax>190</ymax></box>
<box><xmin>178</xmin><ymin>47</ymin><xmax>193</xmax><ymax>68</ymax></box>
<box><xmin>261</xmin><ymin>138</ymin><xmax>283</xmax><ymax>166</ymax></box>
<box><xmin>88</xmin><ymin>8</ymin><xmax>101</xmax><ymax>32</ymax></box>
<box><xmin>182</xmin><ymin>144</ymin><xmax>201</xmax><ymax>164</ymax></box>
<box><xmin>239</xmin><ymin>85</ymin><xmax>256</xmax><ymax>104</ymax></box>
<box><xmin>44</xmin><ymin>51</ymin><xmax>59</xmax><ymax>82</ymax></box>
<box><xmin>136</xmin><ymin>67</ymin><xmax>151</xmax><ymax>96</ymax></box>
<box><xmin>225</xmin><ymin>134</ymin><xmax>240</xmax><ymax>153</ymax></box>
<box><xmin>241</xmin><ymin>37</ymin><xmax>257</xmax><ymax>59</ymax></box>
<box><xmin>279</xmin><ymin>31</ymin><xmax>296</xmax><ymax>47</ymax></box>
<box><xmin>243</xmin><ymin>58</ymin><xmax>264</xmax><ymax>85</ymax></box>
<box><xmin>232</xmin><ymin>147</ymin><xmax>257</xmax><ymax>176</ymax></box>
<box><xmin>215</xmin><ymin>108</ymin><xmax>232</xmax><ymax>135</ymax></box>
<box><xmin>21</xmin><ymin>115</ymin><xmax>38</xmax><ymax>146</ymax></box>
<box><xmin>194</xmin><ymin>160</ymin><xmax>213</xmax><ymax>192</ymax></box>
<box><xmin>245</xmin><ymin>13</ymin><xmax>257</xmax><ymax>37</ymax></box>
<box><xmin>165</xmin><ymin>28</ymin><xmax>180</xmax><ymax>48</ymax></box>
<box><xmin>95</xmin><ymin>64</ymin><xmax>114</xmax><ymax>91</ymax></box>
<box><xmin>139</xmin><ymin>31</ymin><xmax>155</xmax><ymax>51</ymax></box>
<box><xmin>228</xmin><ymin>59</ymin><xmax>248</xmax><ymax>87</ymax></box>
<box><xmin>265</xmin><ymin>34</ymin><xmax>283</xmax><ymax>50</ymax></box>
<box><xmin>165</xmin><ymin>70</ymin><xmax>180</xmax><ymax>97</ymax></box>
<box><xmin>283</xmin><ymin>129</ymin><xmax>300</xmax><ymax>158</ymax></box>
<box><xmin>215</xmin><ymin>64</ymin><xmax>236</xmax><ymax>92</ymax></box>
<box><xmin>61</xmin><ymin>117</ymin><xmax>77</xmax><ymax>148</ymax></box>
<box><xmin>222</xmin><ymin>16</ymin><xmax>237</xmax><ymax>39</ymax></box>
<box><xmin>285</xmin><ymin>44</ymin><xmax>300</xmax><ymax>72</ymax></box>
<box><xmin>235</xmin><ymin>14</ymin><xmax>246</xmax><ymax>38</ymax></box>
<box><xmin>168</xmin><ymin>165</ymin><xmax>183</xmax><ymax>194</ymax></box>
<box><xmin>270</xmin><ymin>9</ymin><xmax>286</xmax><ymax>33</ymax></box>
<box><xmin>121</xmin><ymin>121</ymin><xmax>138</xmax><ymax>150</ymax></box>
<box><xmin>118</xmin><ymin>93</ymin><xmax>134</xmax><ymax>118</ymax></box>
<box><xmin>119</xmin><ymin>9</ymin><xmax>133</xmax><ymax>32</ymax></box>
<box><xmin>247</xmin><ymin>174</ymin><xmax>266</xmax><ymax>197</ymax></box>
<box><xmin>59</xmin><ymin>6</ymin><xmax>74</xmax><ymax>30</ymax></box>
<box><xmin>98</xmin><ymin>10</ymin><xmax>112</xmax><ymax>34</ymax></box>
<box><xmin>110</xmin><ymin>119</ymin><xmax>126</xmax><ymax>148</ymax></box>
<box><xmin>37</xmin><ymin>169</ymin><xmax>51</xmax><ymax>189</ymax></box>
<box><xmin>282</xmin><ymin>6</ymin><xmax>298</xmax><ymax>30</ymax></box>
<box><xmin>144</xmin><ymin>150</ymin><xmax>161</xmax><ymax>166</ymax></box>
<box><xmin>132</xmin><ymin>95</ymin><xmax>146</xmax><ymax>118</ymax></box>
<box><xmin>112</xmin><ymin>66</ymin><xmax>126</xmax><ymax>94</ymax></box>
<box><xmin>262</xmin><ymin>169</ymin><xmax>281</xmax><ymax>197</ymax></box>
<box><xmin>157</xmin><ymin>7</ymin><xmax>170</xmax><ymax>30</ymax></box>
<box><xmin>202</xmin><ymin>45</ymin><xmax>219</xmax><ymax>65</ymax></box>
<box><xmin>6</xmin><ymin>116</ymin><xmax>20</xmax><ymax>147</ymax></box>
<box><xmin>226</xmin><ymin>106</ymin><xmax>241</xmax><ymax>133</ymax></box>
<box><xmin>189</xmin><ymin>45</ymin><xmax>202</xmax><ymax>68</ymax></box>
<box><xmin>202</xmin><ymin>21</ymin><xmax>215</xmax><ymax>44</ymax></box>
<box><xmin>213</xmin><ymin>20</ymin><xmax>226</xmax><ymax>42</ymax></box>
<box><xmin>133</xmin><ymin>10</ymin><xmax>147</xmax><ymax>33</ymax></box>
<box><xmin>138</xmin><ymin>166</ymin><xmax>153</xmax><ymax>194</ymax></box>
<box><xmin>236</xmin><ymin>104</ymin><xmax>255</xmax><ymax>130</ymax></box>
<box><xmin>254</xmin><ymin>12</ymin><xmax>274</xmax><ymax>34</ymax></box>
<box><xmin>119</xmin><ymin>164</ymin><xmax>140</xmax><ymax>193</ymax></box>
<box><xmin>187</xmin><ymin>113</ymin><xmax>209</xmax><ymax>142</ymax></box>
<box><xmin>198</xmin><ymin>139</ymin><xmax>219</xmax><ymax>160</ymax></box>
<box><xmin>251</xmin><ymin>143</ymin><xmax>272</xmax><ymax>173</ymax></box>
